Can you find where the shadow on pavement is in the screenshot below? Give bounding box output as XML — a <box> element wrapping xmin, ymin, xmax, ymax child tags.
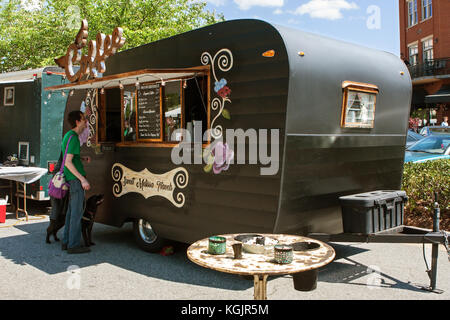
<box><xmin>2</xmin><ymin>209</ymin><xmax>433</xmax><ymax>294</ymax></box>
<box><xmin>317</xmin><ymin>243</ymin><xmax>427</xmax><ymax>293</ymax></box>
<box><xmin>0</xmin><ymin>217</ymin><xmax>253</xmax><ymax>292</ymax></box>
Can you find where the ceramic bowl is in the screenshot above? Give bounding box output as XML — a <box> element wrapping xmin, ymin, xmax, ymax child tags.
<box><xmin>237</xmin><ymin>235</ymin><xmax>278</xmax><ymax>254</ymax></box>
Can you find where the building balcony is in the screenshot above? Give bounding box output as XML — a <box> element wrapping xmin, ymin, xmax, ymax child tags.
<box><xmin>408</xmin><ymin>58</ymin><xmax>450</xmax><ymax>84</ymax></box>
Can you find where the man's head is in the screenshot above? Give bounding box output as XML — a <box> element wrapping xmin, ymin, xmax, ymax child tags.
<box><xmin>67</xmin><ymin>110</ymin><xmax>87</xmax><ymax>130</ymax></box>
<box><xmin>444</xmin><ymin>116</ymin><xmax>448</xmax><ymax>122</ymax></box>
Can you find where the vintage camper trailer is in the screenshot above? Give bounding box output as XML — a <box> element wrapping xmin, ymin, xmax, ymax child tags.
<box><xmin>0</xmin><ymin>67</ymin><xmax>69</xmax><ymax>201</ymax></box>
<box><xmin>46</xmin><ymin>19</ymin><xmax>412</xmax><ymax>252</ymax></box>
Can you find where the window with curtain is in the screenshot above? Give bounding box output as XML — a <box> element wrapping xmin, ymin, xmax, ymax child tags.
<box><xmin>408</xmin><ymin>44</ymin><xmax>419</xmax><ymax>65</ymax></box>
<box><xmin>341</xmin><ymin>82</ymin><xmax>378</xmax><ymax>129</ymax></box>
<box><xmin>422</xmin><ymin>38</ymin><xmax>433</xmax><ymax>62</ymax></box>
<box><xmin>408</xmin><ymin>0</ymin><xmax>418</xmax><ymax>27</ymax></box>
<box><xmin>422</xmin><ymin>0</ymin><xmax>432</xmax><ymax>20</ymax></box>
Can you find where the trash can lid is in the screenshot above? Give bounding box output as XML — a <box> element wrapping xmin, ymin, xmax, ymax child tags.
<box><xmin>339</xmin><ymin>190</ymin><xmax>407</xmax><ymax>207</ymax></box>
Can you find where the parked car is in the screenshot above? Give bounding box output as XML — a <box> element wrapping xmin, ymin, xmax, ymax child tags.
<box><xmin>419</xmin><ymin>125</ymin><xmax>450</xmax><ymax>136</ymax></box>
<box><xmin>406</xmin><ymin>129</ymin><xmax>425</xmax><ymax>148</ymax></box>
<box><xmin>404</xmin><ymin>134</ymin><xmax>450</xmax><ymax>163</ymax></box>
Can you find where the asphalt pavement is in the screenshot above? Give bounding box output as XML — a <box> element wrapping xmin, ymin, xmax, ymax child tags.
<box><xmin>0</xmin><ymin>205</ymin><xmax>449</xmax><ymax>301</ymax></box>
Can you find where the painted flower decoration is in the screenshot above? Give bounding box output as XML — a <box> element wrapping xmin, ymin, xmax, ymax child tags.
<box><xmin>217</xmin><ymin>86</ymin><xmax>231</xmax><ymax>98</ymax></box>
<box><xmin>214</xmin><ymin>78</ymin><xmax>227</xmax><ymax>93</ymax></box>
<box><xmin>204</xmin><ymin>142</ymin><xmax>234</xmax><ymax>174</ymax></box>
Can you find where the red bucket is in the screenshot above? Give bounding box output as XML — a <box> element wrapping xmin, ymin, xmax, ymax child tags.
<box><xmin>0</xmin><ymin>199</ymin><xmax>6</xmax><ymax>223</ymax></box>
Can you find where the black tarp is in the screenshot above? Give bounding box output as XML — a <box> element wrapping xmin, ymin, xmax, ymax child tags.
<box><xmin>425</xmin><ymin>85</ymin><xmax>450</xmax><ymax>103</ymax></box>
<box><xmin>411</xmin><ymin>86</ymin><xmax>427</xmax><ymax>105</ymax></box>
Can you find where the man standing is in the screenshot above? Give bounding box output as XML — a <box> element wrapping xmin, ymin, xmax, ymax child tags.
<box><xmin>61</xmin><ymin>111</ymin><xmax>91</xmax><ymax>254</ymax></box>
<box><xmin>442</xmin><ymin>116</ymin><xmax>449</xmax><ymax>126</ymax></box>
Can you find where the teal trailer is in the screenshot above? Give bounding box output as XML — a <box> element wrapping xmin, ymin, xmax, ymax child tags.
<box><xmin>0</xmin><ymin>67</ymin><xmax>69</xmax><ymax>200</ymax></box>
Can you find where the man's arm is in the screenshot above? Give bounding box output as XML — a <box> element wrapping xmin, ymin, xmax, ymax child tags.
<box><xmin>65</xmin><ymin>154</ymin><xmax>90</xmax><ymax>190</ymax></box>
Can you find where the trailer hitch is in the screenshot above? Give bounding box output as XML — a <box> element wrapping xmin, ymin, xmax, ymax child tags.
<box><xmin>308</xmin><ymin>192</ymin><xmax>448</xmax><ymax>293</ymax></box>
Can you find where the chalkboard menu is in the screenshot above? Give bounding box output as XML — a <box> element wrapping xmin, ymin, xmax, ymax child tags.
<box><xmin>136</xmin><ymin>84</ymin><xmax>162</xmax><ymax>141</ymax></box>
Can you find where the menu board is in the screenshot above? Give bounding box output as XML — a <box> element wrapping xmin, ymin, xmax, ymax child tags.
<box><xmin>136</xmin><ymin>84</ymin><xmax>161</xmax><ymax>141</ymax></box>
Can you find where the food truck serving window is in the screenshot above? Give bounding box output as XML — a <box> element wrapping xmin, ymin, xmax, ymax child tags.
<box><xmin>341</xmin><ymin>81</ymin><xmax>378</xmax><ymax>129</ymax></box>
<box><xmin>94</xmin><ymin>71</ymin><xmax>210</xmax><ymax>147</ymax></box>
<box><xmin>44</xmin><ymin>67</ymin><xmax>210</xmax><ymax>147</ymax></box>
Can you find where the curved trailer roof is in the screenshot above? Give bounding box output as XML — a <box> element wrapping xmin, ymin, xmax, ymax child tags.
<box><xmin>273</xmin><ymin>23</ymin><xmax>412</xmax><ymax>135</ymax></box>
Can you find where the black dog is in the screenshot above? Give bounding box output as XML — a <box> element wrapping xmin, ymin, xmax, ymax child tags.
<box><xmin>81</xmin><ymin>194</ymin><xmax>104</xmax><ymax>247</ymax></box>
<box><xmin>46</xmin><ymin>194</ymin><xmax>104</xmax><ymax>246</ymax></box>
<box><xmin>46</xmin><ymin>196</ymin><xmax>69</xmax><ymax>244</ymax></box>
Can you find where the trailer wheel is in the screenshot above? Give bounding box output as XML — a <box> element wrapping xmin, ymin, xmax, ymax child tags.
<box><xmin>133</xmin><ymin>218</ymin><xmax>166</xmax><ymax>253</ymax></box>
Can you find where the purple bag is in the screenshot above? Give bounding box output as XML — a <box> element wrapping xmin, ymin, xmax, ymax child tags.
<box><xmin>48</xmin><ymin>136</ymin><xmax>73</xmax><ymax>199</ymax></box>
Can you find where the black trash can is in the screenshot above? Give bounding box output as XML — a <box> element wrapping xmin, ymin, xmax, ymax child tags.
<box><xmin>339</xmin><ymin>190</ymin><xmax>408</xmax><ymax>234</ymax></box>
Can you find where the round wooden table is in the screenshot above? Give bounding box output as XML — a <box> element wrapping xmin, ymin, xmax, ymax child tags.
<box><xmin>187</xmin><ymin>233</ymin><xmax>335</xmax><ymax>300</ymax></box>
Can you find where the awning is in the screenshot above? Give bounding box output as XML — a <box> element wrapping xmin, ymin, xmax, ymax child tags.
<box><xmin>45</xmin><ymin>67</ymin><xmax>209</xmax><ymax>91</ymax></box>
<box><xmin>425</xmin><ymin>85</ymin><xmax>450</xmax><ymax>104</ymax></box>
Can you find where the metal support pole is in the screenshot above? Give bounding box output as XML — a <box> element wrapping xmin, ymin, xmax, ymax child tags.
<box><xmin>430</xmin><ymin>192</ymin><xmax>440</xmax><ymax>291</ymax></box>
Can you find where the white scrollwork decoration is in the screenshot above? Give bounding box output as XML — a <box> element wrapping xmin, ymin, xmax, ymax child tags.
<box><xmin>84</xmin><ymin>89</ymin><xmax>97</xmax><ymax>148</ymax></box>
<box><xmin>201</xmin><ymin>48</ymin><xmax>233</xmax><ymax>83</ymax></box>
<box><xmin>201</xmin><ymin>48</ymin><xmax>233</xmax><ymax>140</ymax></box>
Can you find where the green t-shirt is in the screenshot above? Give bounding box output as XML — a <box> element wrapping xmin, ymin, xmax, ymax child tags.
<box><xmin>61</xmin><ymin>130</ymin><xmax>86</xmax><ymax>181</ymax></box>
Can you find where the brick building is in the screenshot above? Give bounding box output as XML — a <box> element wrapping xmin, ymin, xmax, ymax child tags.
<box><xmin>399</xmin><ymin>0</ymin><xmax>450</xmax><ymax>125</ymax></box>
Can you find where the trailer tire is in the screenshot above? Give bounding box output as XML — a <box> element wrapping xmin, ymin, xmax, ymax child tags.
<box><xmin>133</xmin><ymin>218</ymin><xmax>166</xmax><ymax>253</ymax></box>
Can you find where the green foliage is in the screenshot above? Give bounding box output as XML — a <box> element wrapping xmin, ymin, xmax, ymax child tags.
<box><xmin>0</xmin><ymin>0</ymin><xmax>224</xmax><ymax>72</ymax></box>
<box><xmin>402</xmin><ymin>159</ymin><xmax>450</xmax><ymax>215</ymax></box>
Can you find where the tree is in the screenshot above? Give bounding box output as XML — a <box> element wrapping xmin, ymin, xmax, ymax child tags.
<box><xmin>0</xmin><ymin>0</ymin><xmax>224</xmax><ymax>72</ymax></box>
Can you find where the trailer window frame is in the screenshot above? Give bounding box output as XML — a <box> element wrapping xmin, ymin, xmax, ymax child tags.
<box><xmin>115</xmin><ymin>75</ymin><xmax>210</xmax><ymax>148</ymax></box>
<box><xmin>341</xmin><ymin>81</ymin><xmax>379</xmax><ymax>129</ymax></box>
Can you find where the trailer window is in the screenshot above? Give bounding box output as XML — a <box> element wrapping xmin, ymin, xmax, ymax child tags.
<box><xmin>181</xmin><ymin>77</ymin><xmax>209</xmax><ymax>143</ymax></box>
<box><xmin>123</xmin><ymin>87</ymin><xmax>137</xmax><ymax>142</ymax></box>
<box><xmin>92</xmin><ymin>70</ymin><xmax>210</xmax><ymax>147</ymax></box>
<box><xmin>97</xmin><ymin>87</ymin><xmax>122</xmax><ymax>143</ymax></box>
<box><xmin>164</xmin><ymin>81</ymin><xmax>182</xmax><ymax>142</ymax></box>
<box><xmin>341</xmin><ymin>82</ymin><xmax>378</xmax><ymax>129</ymax></box>
<box><xmin>117</xmin><ymin>75</ymin><xmax>209</xmax><ymax>146</ymax></box>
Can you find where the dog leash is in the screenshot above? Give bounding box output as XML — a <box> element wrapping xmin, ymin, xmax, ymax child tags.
<box><xmin>81</xmin><ymin>190</ymin><xmax>91</xmax><ymax>221</ymax></box>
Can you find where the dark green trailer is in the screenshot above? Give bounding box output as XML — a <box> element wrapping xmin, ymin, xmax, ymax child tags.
<box><xmin>46</xmin><ymin>19</ymin><xmax>411</xmax><ymax>252</ymax></box>
<box><xmin>0</xmin><ymin>67</ymin><xmax>69</xmax><ymax>200</ymax></box>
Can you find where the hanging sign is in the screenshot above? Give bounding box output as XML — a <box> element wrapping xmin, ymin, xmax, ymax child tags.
<box><xmin>54</xmin><ymin>19</ymin><xmax>126</xmax><ymax>82</ymax></box>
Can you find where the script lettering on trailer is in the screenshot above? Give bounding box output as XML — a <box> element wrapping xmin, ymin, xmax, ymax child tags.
<box><xmin>112</xmin><ymin>163</ymin><xmax>189</xmax><ymax>208</ymax></box>
<box><xmin>55</xmin><ymin>20</ymin><xmax>126</xmax><ymax>82</ymax></box>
